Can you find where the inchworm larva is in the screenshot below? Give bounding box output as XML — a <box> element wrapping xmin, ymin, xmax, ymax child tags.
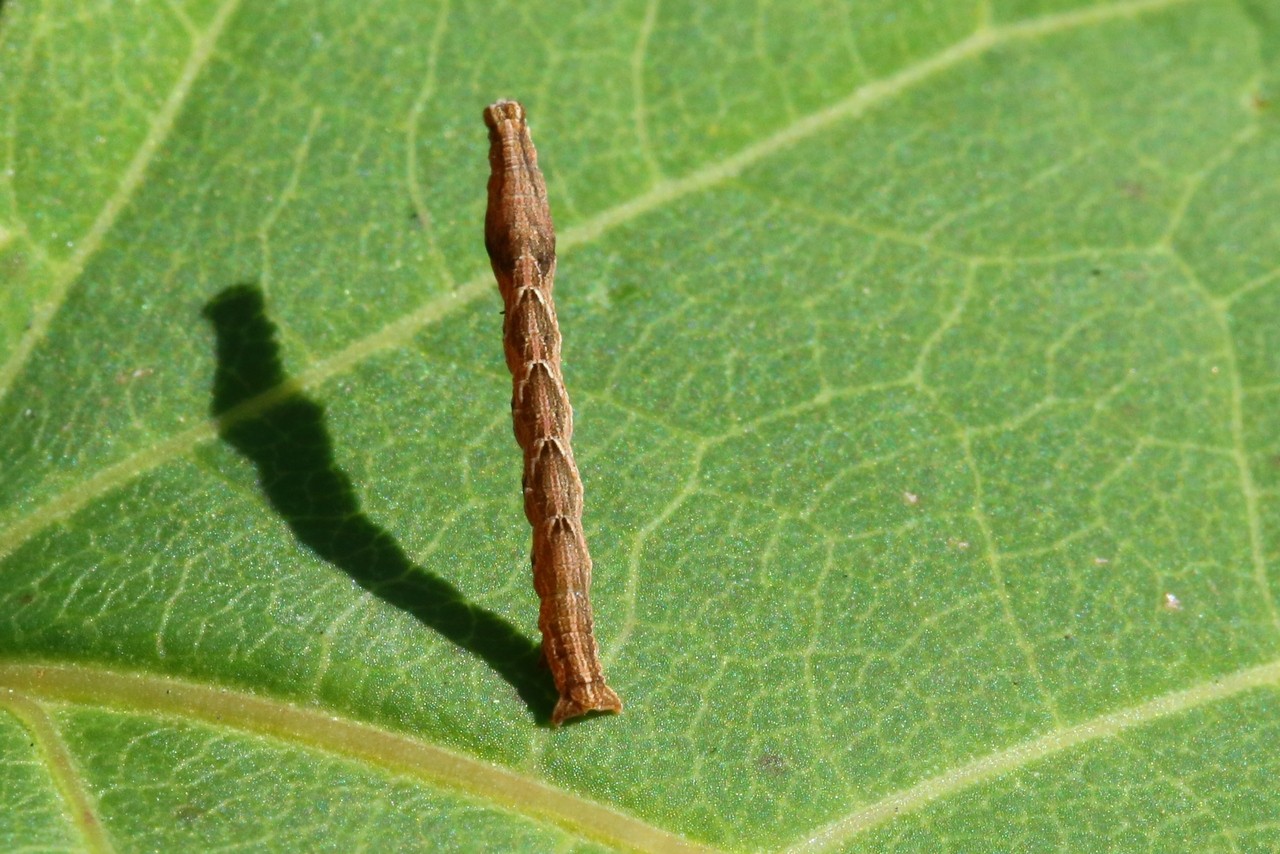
<box><xmin>483</xmin><ymin>99</ymin><xmax>623</xmax><ymax>725</ymax></box>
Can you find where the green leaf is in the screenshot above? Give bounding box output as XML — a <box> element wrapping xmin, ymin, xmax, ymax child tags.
<box><xmin>2</xmin><ymin>0</ymin><xmax>1279</xmax><ymax>850</ymax></box>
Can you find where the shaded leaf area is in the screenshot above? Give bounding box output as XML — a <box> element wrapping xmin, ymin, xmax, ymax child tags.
<box><xmin>1</xmin><ymin>0</ymin><xmax>1280</xmax><ymax>851</ymax></box>
<box><xmin>202</xmin><ymin>283</ymin><xmax>556</xmax><ymax>722</ymax></box>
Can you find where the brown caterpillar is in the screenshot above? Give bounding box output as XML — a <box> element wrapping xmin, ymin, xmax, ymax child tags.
<box><xmin>482</xmin><ymin>99</ymin><xmax>622</xmax><ymax>726</ymax></box>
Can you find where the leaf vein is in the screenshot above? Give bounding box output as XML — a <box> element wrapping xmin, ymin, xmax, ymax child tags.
<box><xmin>0</xmin><ymin>0</ymin><xmax>245</xmax><ymax>400</ymax></box>
<box><xmin>0</xmin><ymin>664</ymin><xmax>717</xmax><ymax>854</ymax></box>
<box><xmin>0</xmin><ymin>0</ymin><xmax>1202</xmax><ymax>577</ymax></box>
<box><xmin>788</xmin><ymin>656</ymin><xmax>1280</xmax><ymax>851</ymax></box>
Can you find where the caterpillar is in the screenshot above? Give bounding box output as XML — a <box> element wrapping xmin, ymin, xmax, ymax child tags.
<box><xmin>482</xmin><ymin>99</ymin><xmax>623</xmax><ymax>726</ymax></box>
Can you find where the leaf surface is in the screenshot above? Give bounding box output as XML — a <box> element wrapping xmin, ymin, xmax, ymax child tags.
<box><xmin>2</xmin><ymin>0</ymin><xmax>1279</xmax><ymax>850</ymax></box>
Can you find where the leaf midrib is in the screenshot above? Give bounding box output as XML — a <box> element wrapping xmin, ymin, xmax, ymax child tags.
<box><xmin>0</xmin><ymin>662</ymin><xmax>717</xmax><ymax>854</ymax></box>
<box><xmin>1</xmin><ymin>0</ymin><xmax>1238</xmax><ymax>848</ymax></box>
<box><xmin>3</xmin><ymin>656</ymin><xmax>1278</xmax><ymax>852</ymax></box>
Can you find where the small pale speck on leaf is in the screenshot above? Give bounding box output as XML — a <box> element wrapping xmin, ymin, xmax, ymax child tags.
<box><xmin>114</xmin><ymin>367</ymin><xmax>154</xmax><ymax>384</ymax></box>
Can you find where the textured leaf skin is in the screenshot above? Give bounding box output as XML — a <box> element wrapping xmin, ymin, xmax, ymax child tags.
<box><xmin>2</xmin><ymin>0</ymin><xmax>1279</xmax><ymax>851</ymax></box>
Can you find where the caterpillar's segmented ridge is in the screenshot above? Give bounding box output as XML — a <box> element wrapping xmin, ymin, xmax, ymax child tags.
<box><xmin>483</xmin><ymin>99</ymin><xmax>622</xmax><ymax>726</ymax></box>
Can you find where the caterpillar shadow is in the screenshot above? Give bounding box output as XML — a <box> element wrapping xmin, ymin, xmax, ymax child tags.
<box><xmin>203</xmin><ymin>283</ymin><xmax>556</xmax><ymax>723</ymax></box>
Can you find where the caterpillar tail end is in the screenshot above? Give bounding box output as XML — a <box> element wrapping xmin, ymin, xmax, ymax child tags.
<box><xmin>551</xmin><ymin>684</ymin><xmax>623</xmax><ymax>727</ymax></box>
